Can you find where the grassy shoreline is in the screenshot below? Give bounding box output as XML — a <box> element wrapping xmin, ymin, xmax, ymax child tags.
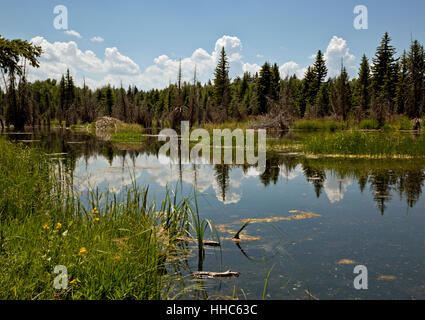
<box><xmin>267</xmin><ymin>130</ymin><xmax>425</xmax><ymax>158</ymax></box>
<box><xmin>0</xmin><ymin>138</ymin><xmax>196</xmax><ymax>299</ymax></box>
<box><xmin>60</xmin><ymin>117</ymin><xmax>425</xmax><ymax>157</ymax></box>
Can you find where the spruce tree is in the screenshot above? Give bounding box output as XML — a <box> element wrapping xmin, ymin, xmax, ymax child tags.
<box><xmin>356</xmin><ymin>54</ymin><xmax>371</xmax><ymax>117</ymax></box>
<box><xmin>58</xmin><ymin>75</ymin><xmax>66</xmax><ymax>124</ymax></box>
<box><xmin>395</xmin><ymin>51</ymin><xmax>408</xmax><ymax>115</ymax></box>
<box><xmin>213</xmin><ymin>47</ymin><xmax>231</xmax><ymax>115</ymax></box>
<box><xmin>105</xmin><ymin>86</ymin><xmax>114</xmax><ymax>116</ymax></box>
<box><xmin>64</xmin><ymin>69</ymin><xmax>75</xmax><ymax>127</ymax></box>
<box><xmin>271</xmin><ymin>63</ymin><xmax>281</xmax><ymax>101</ymax></box>
<box><xmin>315</xmin><ymin>82</ymin><xmax>330</xmax><ymax>117</ymax></box>
<box><xmin>312</xmin><ymin>50</ymin><xmax>328</xmax><ymax>97</ymax></box>
<box><xmin>301</xmin><ymin>66</ymin><xmax>316</xmax><ymax>117</ymax></box>
<box><xmin>371</xmin><ymin>32</ymin><xmax>398</xmax><ymax>115</ymax></box>
<box><xmin>335</xmin><ymin>65</ymin><xmax>351</xmax><ymax>121</ymax></box>
<box><xmin>406</xmin><ymin>40</ymin><xmax>425</xmax><ymax>118</ymax></box>
<box><xmin>257</xmin><ymin>62</ymin><xmax>272</xmax><ymax>114</ymax></box>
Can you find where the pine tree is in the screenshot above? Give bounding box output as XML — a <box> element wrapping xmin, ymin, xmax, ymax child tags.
<box><xmin>58</xmin><ymin>75</ymin><xmax>66</xmax><ymax>124</ymax></box>
<box><xmin>64</xmin><ymin>69</ymin><xmax>75</xmax><ymax>127</ymax></box>
<box><xmin>312</xmin><ymin>50</ymin><xmax>328</xmax><ymax>97</ymax></box>
<box><xmin>117</xmin><ymin>84</ymin><xmax>128</xmax><ymax>122</ymax></box>
<box><xmin>395</xmin><ymin>51</ymin><xmax>408</xmax><ymax>115</ymax></box>
<box><xmin>371</xmin><ymin>32</ymin><xmax>398</xmax><ymax>115</ymax></box>
<box><xmin>335</xmin><ymin>65</ymin><xmax>351</xmax><ymax>121</ymax></box>
<box><xmin>105</xmin><ymin>86</ymin><xmax>114</xmax><ymax>116</ymax></box>
<box><xmin>271</xmin><ymin>63</ymin><xmax>281</xmax><ymax>101</ymax></box>
<box><xmin>279</xmin><ymin>76</ymin><xmax>297</xmax><ymax>117</ymax></box>
<box><xmin>301</xmin><ymin>66</ymin><xmax>316</xmax><ymax>117</ymax></box>
<box><xmin>356</xmin><ymin>54</ymin><xmax>371</xmax><ymax>117</ymax></box>
<box><xmin>315</xmin><ymin>82</ymin><xmax>330</xmax><ymax>117</ymax></box>
<box><xmin>405</xmin><ymin>40</ymin><xmax>425</xmax><ymax>118</ymax></box>
<box><xmin>257</xmin><ymin>62</ymin><xmax>272</xmax><ymax>114</ymax></box>
<box><xmin>213</xmin><ymin>47</ymin><xmax>231</xmax><ymax>118</ymax></box>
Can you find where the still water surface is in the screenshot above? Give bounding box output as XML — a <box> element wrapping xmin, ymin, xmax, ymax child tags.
<box><xmin>5</xmin><ymin>129</ymin><xmax>425</xmax><ymax>299</ymax></box>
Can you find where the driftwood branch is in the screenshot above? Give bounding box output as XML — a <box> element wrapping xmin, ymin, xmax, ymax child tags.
<box><xmin>192</xmin><ymin>270</ymin><xmax>240</xmax><ymax>279</ymax></box>
<box><xmin>176</xmin><ymin>236</ymin><xmax>220</xmax><ymax>247</ymax></box>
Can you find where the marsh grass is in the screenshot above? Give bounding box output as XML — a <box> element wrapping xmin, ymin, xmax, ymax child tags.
<box><xmin>358</xmin><ymin>119</ymin><xmax>380</xmax><ymax>130</ymax></box>
<box><xmin>293</xmin><ymin>119</ymin><xmax>348</xmax><ymax>131</ymax></box>
<box><xmin>293</xmin><ymin>117</ymin><xmax>416</xmax><ymax>132</ymax></box>
<box><xmin>0</xmin><ymin>138</ymin><xmax>204</xmax><ymax>300</ymax></box>
<box><xmin>303</xmin><ymin>131</ymin><xmax>425</xmax><ymax>157</ymax></box>
<box><xmin>110</xmin><ymin>123</ymin><xmax>146</xmax><ymax>143</ymax></box>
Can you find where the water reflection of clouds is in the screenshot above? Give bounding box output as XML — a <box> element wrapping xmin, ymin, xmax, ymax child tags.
<box><xmin>323</xmin><ymin>172</ymin><xmax>353</xmax><ymax>203</ymax></box>
<box><xmin>75</xmin><ymin>155</ymin><xmax>357</xmax><ymax>205</ymax></box>
<box><xmin>74</xmin><ymin>155</ymin><xmax>143</xmax><ymax>193</ymax></box>
<box><xmin>75</xmin><ymin>154</ymin><xmax>248</xmax><ymax>204</ymax></box>
<box><xmin>279</xmin><ymin>164</ymin><xmax>303</xmax><ymax>180</ymax></box>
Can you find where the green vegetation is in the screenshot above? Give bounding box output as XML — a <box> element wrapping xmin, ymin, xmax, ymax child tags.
<box><xmin>358</xmin><ymin>119</ymin><xmax>380</xmax><ymax>130</ymax></box>
<box><xmin>0</xmin><ymin>138</ymin><xmax>204</xmax><ymax>299</ymax></box>
<box><xmin>110</xmin><ymin>123</ymin><xmax>146</xmax><ymax>143</ymax></box>
<box><xmin>292</xmin><ymin>116</ymin><xmax>415</xmax><ymax>132</ymax></box>
<box><xmin>302</xmin><ymin>131</ymin><xmax>425</xmax><ymax>157</ymax></box>
<box><xmin>293</xmin><ymin>119</ymin><xmax>347</xmax><ymax>131</ymax></box>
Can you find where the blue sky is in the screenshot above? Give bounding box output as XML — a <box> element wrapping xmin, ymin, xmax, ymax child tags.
<box><xmin>1</xmin><ymin>0</ymin><xmax>424</xmax><ymax>89</ymax></box>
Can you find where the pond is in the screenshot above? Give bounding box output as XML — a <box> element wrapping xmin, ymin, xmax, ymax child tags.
<box><xmin>4</xmin><ymin>128</ymin><xmax>425</xmax><ymax>300</ymax></box>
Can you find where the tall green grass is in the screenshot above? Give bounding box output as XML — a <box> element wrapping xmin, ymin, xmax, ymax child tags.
<box><xmin>358</xmin><ymin>119</ymin><xmax>380</xmax><ymax>130</ymax></box>
<box><xmin>293</xmin><ymin>119</ymin><xmax>347</xmax><ymax>131</ymax></box>
<box><xmin>294</xmin><ymin>117</ymin><xmax>415</xmax><ymax>131</ymax></box>
<box><xmin>110</xmin><ymin>123</ymin><xmax>146</xmax><ymax>143</ymax></box>
<box><xmin>303</xmin><ymin>131</ymin><xmax>425</xmax><ymax>157</ymax></box>
<box><xmin>0</xmin><ymin>138</ymin><xmax>197</xmax><ymax>299</ymax></box>
<box><xmin>0</xmin><ymin>139</ymin><xmax>53</xmax><ymax>220</ymax></box>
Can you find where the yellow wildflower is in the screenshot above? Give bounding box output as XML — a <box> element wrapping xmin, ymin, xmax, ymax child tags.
<box><xmin>56</xmin><ymin>222</ymin><xmax>62</xmax><ymax>229</ymax></box>
<box><xmin>93</xmin><ymin>217</ymin><xmax>100</xmax><ymax>223</ymax></box>
<box><xmin>42</xmin><ymin>223</ymin><xmax>49</xmax><ymax>231</ymax></box>
<box><xmin>92</xmin><ymin>207</ymin><xmax>98</xmax><ymax>215</ymax></box>
<box><xmin>78</xmin><ymin>247</ymin><xmax>88</xmax><ymax>256</ymax></box>
<box><xmin>69</xmin><ymin>279</ymin><xmax>78</xmax><ymax>285</ymax></box>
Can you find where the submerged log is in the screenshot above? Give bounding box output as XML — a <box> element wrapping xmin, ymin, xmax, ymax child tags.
<box><xmin>176</xmin><ymin>236</ymin><xmax>220</xmax><ymax>247</ymax></box>
<box><xmin>192</xmin><ymin>270</ymin><xmax>240</xmax><ymax>279</ymax></box>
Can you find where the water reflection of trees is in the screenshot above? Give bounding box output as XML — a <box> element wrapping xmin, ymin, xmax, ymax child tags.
<box><xmin>299</xmin><ymin>158</ymin><xmax>425</xmax><ymax>215</ymax></box>
<box><xmin>214</xmin><ymin>164</ymin><xmax>230</xmax><ymax>203</ymax></box>
<box><xmin>15</xmin><ymin>129</ymin><xmax>425</xmax><ymax>215</ymax></box>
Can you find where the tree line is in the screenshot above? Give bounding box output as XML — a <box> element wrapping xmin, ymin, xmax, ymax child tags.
<box><xmin>1</xmin><ymin>32</ymin><xmax>424</xmax><ymax>131</ymax></box>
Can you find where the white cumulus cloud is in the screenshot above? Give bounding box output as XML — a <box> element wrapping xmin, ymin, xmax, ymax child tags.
<box><xmin>27</xmin><ymin>35</ymin><xmax>356</xmax><ymax>90</ymax></box>
<box><xmin>64</xmin><ymin>30</ymin><xmax>82</xmax><ymax>39</ymax></box>
<box><xmin>324</xmin><ymin>36</ymin><xmax>356</xmax><ymax>78</ymax></box>
<box><xmin>279</xmin><ymin>61</ymin><xmax>305</xmax><ymax>78</ymax></box>
<box><xmin>90</xmin><ymin>36</ymin><xmax>104</xmax><ymax>43</ymax></box>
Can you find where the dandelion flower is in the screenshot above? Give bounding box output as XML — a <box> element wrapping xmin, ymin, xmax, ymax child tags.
<box><xmin>78</xmin><ymin>247</ymin><xmax>88</xmax><ymax>256</ymax></box>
